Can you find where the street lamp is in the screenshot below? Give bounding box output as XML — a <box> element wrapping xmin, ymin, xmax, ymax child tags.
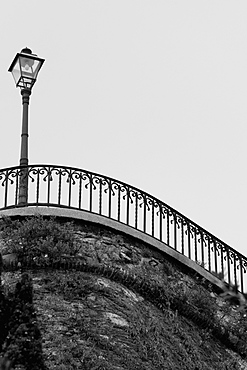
<box><xmin>8</xmin><ymin>48</ymin><xmax>45</xmax><ymax>204</ymax></box>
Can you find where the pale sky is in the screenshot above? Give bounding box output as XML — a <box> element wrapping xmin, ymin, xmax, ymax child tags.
<box><xmin>0</xmin><ymin>1</ymin><xmax>247</xmax><ymax>258</ymax></box>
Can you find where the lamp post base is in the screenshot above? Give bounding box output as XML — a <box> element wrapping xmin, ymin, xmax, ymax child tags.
<box><xmin>18</xmin><ymin>166</ymin><xmax>28</xmax><ymax>206</ymax></box>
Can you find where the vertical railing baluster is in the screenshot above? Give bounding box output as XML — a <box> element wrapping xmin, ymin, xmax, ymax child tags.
<box><xmin>135</xmin><ymin>192</ymin><xmax>138</xmax><ymax>229</ymax></box>
<box><xmin>152</xmin><ymin>201</ymin><xmax>154</xmax><ymax>237</ymax></box>
<box><xmin>4</xmin><ymin>170</ymin><xmax>8</xmax><ymax>208</ymax></box>
<box><xmin>233</xmin><ymin>254</ymin><xmax>237</xmax><ymax>292</ymax></box>
<box><xmin>68</xmin><ymin>170</ymin><xmax>72</xmax><ymax>207</ymax></box>
<box><xmin>99</xmin><ymin>179</ymin><xmax>102</xmax><ymax>215</ymax></box>
<box><xmin>221</xmin><ymin>246</ymin><xmax>224</xmax><ymax>281</ymax></box>
<box><xmin>47</xmin><ymin>168</ymin><xmax>51</xmax><ymax>205</ymax></box>
<box><xmin>174</xmin><ymin>214</ymin><xmax>177</xmax><ymax>251</ymax></box>
<box><xmin>239</xmin><ymin>257</ymin><xmax>244</xmax><ymax>294</ymax></box>
<box><xmin>201</xmin><ymin>231</ymin><xmax>204</xmax><ymax>266</ymax></box>
<box><xmin>108</xmin><ymin>179</ymin><xmax>111</xmax><ymax>218</ymax></box>
<box><xmin>36</xmin><ymin>170</ymin><xmax>40</xmax><ymax>204</ymax></box>
<box><xmin>167</xmin><ymin>211</ymin><xmax>170</xmax><ymax>245</ymax></box>
<box><xmin>187</xmin><ymin>222</ymin><xmax>191</xmax><ymax>259</ymax></box>
<box><xmin>143</xmin><ymin>195</ymin><xmax>146</xmax><ymax>233</ymax></box>
<box><xmin>194</xmin><ymin>228</ymin><xmax>198</xmax><ymax>262</ymax></box>
<box><xmin>78</xmin><ymin>173</ymin><xmax>82</xmax><ymax>209</ymax></box>
<box><xmin>159</xmin><ymin>205</ymin><xmax>162</xmax><ymax>241</ymax></box>
<box><xmin>181</xmin><ymin>219</ymin><xmax>184</xmax><ymax>255</ymax></box>
<box><xmin>208</xmin><ymin>237</ymin><xmax>211</xmax><ymax>272</ymax></box>
<box><xmin>58</xmin><ymin>170</ymin><xmax>62</xmax><ymax>205</ymax></box>
<box><xmin>227</xmin><ymin>249</ymin><xmax>231</xmax><ymax>287</ymax></box>
<box><xmin>89</xmin><ymin>175</ymin><xmax>92</xmax><ymax>212</ymax></box>
<box><xmin>118</xmin><ymin>185</ymin><xmax>121</xmax><ymax>221</ymax></box>
<box><xmin>15</xmin><ymin>170</ymin><xmax>19</xmax><ymax>206</ymax></box>
<box><xmin>126</xmin><ymin>187</ymin><xmax>130</xmax><ymax>225</ymax></box>
<box><xmin>214</xmin><ymin>240</ymin><xmax>218</xmax><ymax>275</ymax></box>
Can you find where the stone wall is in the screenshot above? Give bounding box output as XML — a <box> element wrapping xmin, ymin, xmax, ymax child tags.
<box><xmin>1</xmin><ymin>215</ymin><xmax>247</xmax><ymax>368</ymax></box>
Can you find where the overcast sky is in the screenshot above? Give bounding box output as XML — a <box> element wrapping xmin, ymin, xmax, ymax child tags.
<box><xmin>0</xmin><ymin>1</ymin><xmax>247</xmax><ymax>258</ymax></box>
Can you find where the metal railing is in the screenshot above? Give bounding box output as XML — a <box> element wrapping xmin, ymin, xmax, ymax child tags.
<box><xmin>0</xmin><ymin>164</ymin><xmax>246</xmax><ymax>293</ymax></box>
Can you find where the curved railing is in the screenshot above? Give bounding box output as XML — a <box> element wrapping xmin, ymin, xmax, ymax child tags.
<box><xmin>0</xmin><ymin>164</ymin><xmax>246</xmax><ymax>293</ymax></box>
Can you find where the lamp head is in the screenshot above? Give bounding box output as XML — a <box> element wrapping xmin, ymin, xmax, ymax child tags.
<box><xmin>8</xmin><ymin>47</ymin><xmax>45</xmax><ymax>90</ymax></box>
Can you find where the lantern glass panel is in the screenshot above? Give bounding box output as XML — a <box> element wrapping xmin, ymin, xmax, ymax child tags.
<box><xmin>11</xmin><ymin>59</ymin><xmax>21</xmax><ymax>86</ymax></box>
<box><xmin>19</xmin><ymin>56</ymin><xmax>42</xmax><ymax>80</ymax></box>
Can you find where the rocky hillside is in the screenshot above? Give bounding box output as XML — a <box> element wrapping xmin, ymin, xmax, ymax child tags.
<box><xmin>1</xmin><ymin>216</ymin><xmax>247</xmax><ymax>369</ymax></box>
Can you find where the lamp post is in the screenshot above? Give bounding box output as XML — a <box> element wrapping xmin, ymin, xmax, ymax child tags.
<box><xmin>8</xmin><ymin>48</ymin><xmax>45</xmax><ymax>205</ymax></box>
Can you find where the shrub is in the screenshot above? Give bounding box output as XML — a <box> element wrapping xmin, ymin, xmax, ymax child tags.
<box><xmin>0</xmin><ymin>216</ymin><xmax>80</xmax><ymax>267</ymax></box>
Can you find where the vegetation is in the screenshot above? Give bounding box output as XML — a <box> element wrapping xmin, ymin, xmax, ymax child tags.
<box><xmin>0</xmin><ymin>215</ymin><xmax>247</xmax><ymax>369</ymax></box>
<box><xmin>0</xmin><ymin>216</ymin><xmax>79</xmax><ymax>267</ymax></box>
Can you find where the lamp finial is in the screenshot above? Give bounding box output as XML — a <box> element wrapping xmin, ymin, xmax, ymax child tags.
<box><xmin>21</xmin><ymin>47</ymin><xmax>32</xmax><ymax>54</ymax></box>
